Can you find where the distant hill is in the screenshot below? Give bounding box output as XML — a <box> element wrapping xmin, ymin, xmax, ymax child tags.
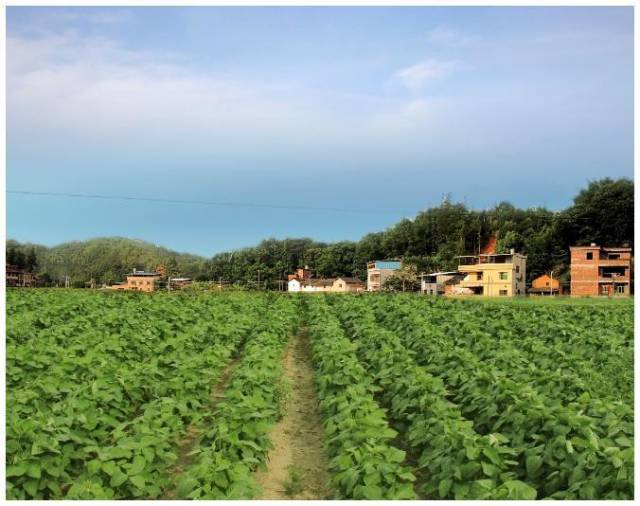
<box><xmin>7</xmin><ymin>178</ymin><xmax>634</xmax><ymax>289</ymax></box>
<box><xmin>6</xmin><ymin>237</ymin><xmax>209</xmax><ymax>287</ymax></box>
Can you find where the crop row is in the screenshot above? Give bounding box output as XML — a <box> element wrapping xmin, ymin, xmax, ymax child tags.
<box><xmin>306</xmin><ymin>296</ymin><xmax>416</xmax><ymax>499</ymax></box>
<box><xmin>176</xmin><ymin>295</ymin><xmax>299</xmax><ymax>499</ymax></box>
<box><xmin>368</xmin><ymin>296</ymin><xmax>633</xmax><ymax>499</ymax></box>
<box><xmin>407</xmin><ymin>296</ymin><xmax>633</xmax><ymax>402</ymax></box>
<box><xmin>6</xmin><ymin>291</ymin><xmax>266</xmax><ymax>499</ymax></box>
<box><xmin>328</xmin><ymin>296</ymin><xmax>538</xmax><ymax>500</ymax></box>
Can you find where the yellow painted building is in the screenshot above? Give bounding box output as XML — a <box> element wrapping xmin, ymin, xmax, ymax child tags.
<box><xmin>455</xmin><ymin>250</ymin><xmax>526</xmax><ymax>296</ymax></box>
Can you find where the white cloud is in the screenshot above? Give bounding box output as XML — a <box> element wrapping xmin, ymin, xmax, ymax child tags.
<box><xmin>7</xmin><ymin>31</ymin><xmax>458</xmax><ymax>164</ymax></box>
<box><xmin>394</xmin><ymin>59</ymin><xmax>460</xmax><ymax>91</ymax></box>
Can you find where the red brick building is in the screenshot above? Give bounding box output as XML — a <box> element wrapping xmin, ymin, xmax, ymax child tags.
<box><xmin>570</xmin><ymin>244</ymin><xmax>632</xmax><ymax>296</ymax></box>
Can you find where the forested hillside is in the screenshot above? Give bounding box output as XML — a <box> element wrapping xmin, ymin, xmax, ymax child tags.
<box><xmin>7</xmin><ymin>178</ymin><xmax>633</xmax><ymax>288</ymax></box>
<box><xmin>6</xmin><ymin>237</ymin><xmax>209</xmax><ymax>287</ymax></box>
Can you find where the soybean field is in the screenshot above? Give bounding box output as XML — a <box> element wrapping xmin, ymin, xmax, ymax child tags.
<box><xmin>6</xmin><ymin>289</ymin><xmax>633</xmax><ymax>499</ymax></box>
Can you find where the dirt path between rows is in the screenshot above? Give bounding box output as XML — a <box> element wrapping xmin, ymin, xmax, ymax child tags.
<box><xmin>254</xmin><ymin>327</ymin><xmax>332</xmax><ymax>499</ymax></box>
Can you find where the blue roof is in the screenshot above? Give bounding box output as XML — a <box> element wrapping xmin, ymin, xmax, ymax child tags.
<box><xmin>372</xmin><ymin>261</ymin><xmax>401</xmax><ymax>270</ymax></box>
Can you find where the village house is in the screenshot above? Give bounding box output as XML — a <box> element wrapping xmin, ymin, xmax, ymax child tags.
<box><xmin>287</xmin><ymin>275</ymin><xmax>363</xmax><ymax>293</ymax></box>
<box><xmin>570</xmin><ymin>244</ymin><xmax>632</xmax><ymax>296</ymax></box>
<box><xmin>6</xmin><ymin>265</ymin><xmax>38</xmax><ymax>287</ymax></box>
<box><xmin>366</xmin><ymin>260</ymin><xmax>402</xmax><ymax>292</ymax></box>
<box><xmin>288</xmin><ymin>267</ymin><xmax>312</xmax><ymax>282</ymax></box>
<box><xmin>420</xmin><ymin>271</ymin><xmax>462</xmax><ymax>295</ymax></box>
<box><xmin>454</xmin><ymin>249</ymin><xmax>527</xmax><ymax>296</ymax></box>
<box><xmin>528</xmin><ymin>273</ymin><xmax>565</xmax><ymax>296</ymax></box>
<box><xmin>109</xmin><ymin>269</ymin><xmax>161</xmax><ymax>292</ymax></box>
<box><xmin>169</xmin><ymin>277</ymin><xmax>192</xmax><ymax>290</ymax></box>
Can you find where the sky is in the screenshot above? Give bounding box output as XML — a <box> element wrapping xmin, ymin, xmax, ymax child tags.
<box><xmin>6</xmin><ymin>6</ymin><xmax>634</xmax><ymax>257</ymax></box>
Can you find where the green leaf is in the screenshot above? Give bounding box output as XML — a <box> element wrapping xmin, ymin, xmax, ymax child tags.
<box><xmin>176</xmin><ymin>477</ymin><xmax>199</xmax><ymax>498</ymax></box>
<box><xmin>87</xmin><ymin>459</ymin><xmax>101</xmax><ymax>476</ymax></box>
<box><xmin>26</xmin><ymin>463</ymin><xmax>41</xmax><ymax>479</ymax></box>
<box><xmin>128</xmin><ymin>455</ymin><xmax>146</xmax><ymax>475</ymax></box>
<box><xmin>101</xmin><ymin>461</ymin><xmax>117</xmax><ymax>476</ymax></box>
<box><xmin>129</xmin><ymin>474</ymin><xmax>146</xmax><ymax>490</ymax></box>
<box><xmin>6</xmin><ymin>463</ymin><xmax>27</xmax><ymax>477</ymax></box>
<box><xmin>482</xmin><ymin>447</ymin><xmax>501</xmax><ymax>466</ymax></box>
<box><xmin>526</xmin><ymin>455</ymin><xmax>543</xmax><ymax>476</ymax></box>
<box><xmin>110</xmin><ymin>469</ymin><xmax>128</xmax><ymax>488</ymax></box>
<box><xmin>504</xmin><ymin>480</ymin><xmax>537</xmax><ymax>500</ymax></box>
<box><xmin>438</xmin><ymin>478</ymin><xmax>452</xmax><ymax>498</ymax></box>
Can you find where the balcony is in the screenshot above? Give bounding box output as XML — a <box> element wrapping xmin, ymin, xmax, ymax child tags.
<box><xmin>599</xmin><ymin>276</ymin><xmax>629</xmax><ymax>284</ymax></box>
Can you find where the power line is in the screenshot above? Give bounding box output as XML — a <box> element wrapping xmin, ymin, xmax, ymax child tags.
<box><xmin>8</xmin><ymin>190</ymin><xmax>405</xmax><ymax>215</ymax></box>
<box><xmin>8</xmin><ymin>189</ymin><xmax>594</xmax><ymax>220</ymax></box>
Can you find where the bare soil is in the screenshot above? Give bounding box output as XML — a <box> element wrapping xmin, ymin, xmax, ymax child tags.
<box><xmin>254</xmin><ymin>328</ymin><xmax>332</xmax><ymax>499</ymax></box>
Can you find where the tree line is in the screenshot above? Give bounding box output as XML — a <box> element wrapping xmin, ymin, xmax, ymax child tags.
<box><xmin>6</xmin><ymin>178</ymin><xmax>633</xmax><ymax>289</ymax></box>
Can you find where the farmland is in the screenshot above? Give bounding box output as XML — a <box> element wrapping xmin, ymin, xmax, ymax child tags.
<box><xmin>6</xmin><ymin>289</ymin><xmax>634</xmax><ymax>500</ymax></box>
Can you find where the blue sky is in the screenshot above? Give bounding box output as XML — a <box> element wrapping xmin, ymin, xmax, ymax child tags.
<box><xmin>7</xmin><ymin>7</ymin><xmax>634</xmax><ymax>256</ymax></box>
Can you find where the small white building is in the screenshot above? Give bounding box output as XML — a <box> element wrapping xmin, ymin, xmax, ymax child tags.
<box><xmin>288</xmin><ymin>277</ymin><xmax>363</xmax><ymax>293</ymax></box>
<box><xmin>288</xmin><ymin>278</ymin><xmax>302</xmax><ymax>292</ymax></box>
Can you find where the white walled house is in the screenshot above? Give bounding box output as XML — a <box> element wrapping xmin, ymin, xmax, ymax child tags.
<box><xmin>287</xmin><ymin>279</ymin><xmax>302</xmax><ymax>292</ymax></box>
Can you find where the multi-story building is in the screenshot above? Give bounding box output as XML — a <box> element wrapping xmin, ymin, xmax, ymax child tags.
<box><xmin>455</xmin><ymin>249</ymin><xmax>527</xmax><ymax>296</ymax></box>
<box><xmin>570</xmin><ymin>244</ymin><xmax>632</xmax><ymax>296</ymax></box>
<box><xmin>366</xmin><ymin>260</ymin><xmax>401</xmax><ymax>292</ymax></box>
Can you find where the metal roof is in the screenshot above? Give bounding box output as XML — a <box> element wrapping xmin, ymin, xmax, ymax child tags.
<box><xmin>370</xmin><ymin>260</ymin><xmax>401</xmax><ymax>270</ymax></box>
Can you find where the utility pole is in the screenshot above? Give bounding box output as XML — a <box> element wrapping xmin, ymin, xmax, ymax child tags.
<box><xmin>168</xmin><ymin>276</ymin><xmax>171</xmax><ymax>292</ymax></box>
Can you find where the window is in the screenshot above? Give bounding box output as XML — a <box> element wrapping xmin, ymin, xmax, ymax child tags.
<box><xmin>499</xmin><ymin>272</ymin><xmax>508</xmax><ymax>281</ymax></box>
<box><xmin>586</xmin><ymin>252</ymin><xmax>593</xmax><ymax>260</ymax></box>
<box><xmin>600</xmin><ymin>285</ymin><xmax>609</xmax><ymax>296</ymax></box>
<box><xmin>615</xmin><ymin>285</ymin><xmax>625</xmax><ymax>294</ymax></box>
<box><xmin>516</xmin><ymin>266</ymin><xmax>520</xmax><ymax>273</ymax></box>
<box><xmin>545</xmin><ymin>282</ymin><xmax>549</xmax><ymax>286</ymax></box>
<box><xmin>499</xmin><ymin>289</ymin><xmax>508</xmax><ymax>296</ymax></box>
<box><xmin>476</xmin><ymin>272</ymin><xmax>483</xmax><ymax>281</ymax></box>
<box><xmin>609</xmin><ymin>254</ymin><xmax>620</xmax><ymax>260</ymax></box>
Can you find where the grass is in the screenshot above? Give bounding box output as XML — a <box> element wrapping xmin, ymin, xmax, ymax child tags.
<box><xmin>282</xmin><ymin>466</ymin><xmax>304</xmax><ymax>498</ymax></box>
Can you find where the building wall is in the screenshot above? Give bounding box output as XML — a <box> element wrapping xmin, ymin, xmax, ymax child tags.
<box><xmin>126</xmin><ymin>275</ymin><xmax>158</xmax><ymax>292</ymax></box>
<box><xmin>288</xmin><ymin>279</ymin><xmax>301</xmax><ymax>292</ymax></box>
<box><xmin>422</xmin><ymin>282</ymin><xmax>438</xmax><ymax>295</ymax></box>
<box><xmin>367</xmin><ymin>268</ymin><xmax>397</xmax><ymax>292</ymax></box>
<box><xmin>570</xmin><ymin>247</ymin><xmax>599</xmax><ymax>296</ymax></box>
<box><xmin>332</xmin><ymin>278</ymin><xmax>361</xmax><ymax>292</ymax></box>
<box><xmin>458</xmin><ymin>255</ymin><xmax>526</xmax><ymax>296</ymax></box>
<box><xmin>301</xmin><ymin>284</ymin><xmax>331</xmax><ymax>292</ymax></box>
<box><xmin>570</xmin><ymin>246</ymin><xmax>631</xmax><ymax>296</ymax></box>
<box><xmin>532</xmin><ymin>274</ymin><xmax>560</xmax><ymax>290</ymax></box>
